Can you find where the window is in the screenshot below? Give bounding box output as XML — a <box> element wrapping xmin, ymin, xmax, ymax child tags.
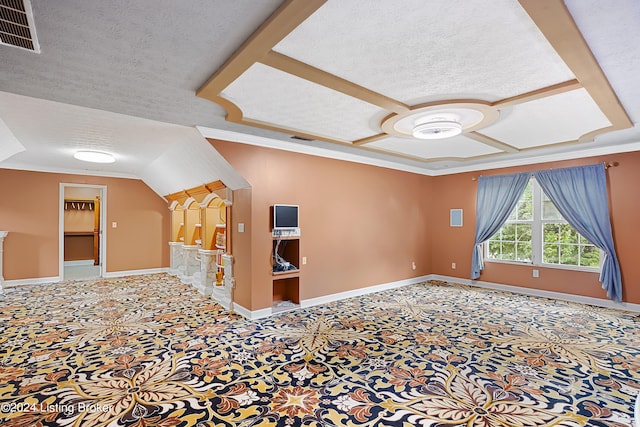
<box><xmin>487</xmin><ymin>178</ymin><xmax>601</xmax><ymax>270</ymax></box>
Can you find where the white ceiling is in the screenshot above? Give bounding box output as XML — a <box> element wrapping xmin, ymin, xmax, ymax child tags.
<box><xmin>0</xmin><ymin>0</ymin><xmax>638</xmax><ymax>192</ymax></box>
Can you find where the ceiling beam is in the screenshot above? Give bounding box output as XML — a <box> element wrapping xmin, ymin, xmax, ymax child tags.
<box><xmin>352</xmin><ymin>133</ymin><xmax>390</xmax><ymax>146</ymax></box>
<box><xmin>466</xmin><ymin>132</ymin><xmax>520</xmax><ymax>153</ymax></box>
<box><xmin>518</xmin><ymin>0</ymin><xmax>632</xmax><ymax>129</ymax></box>
<box><xmin>261</xmin><ymin>51</ymin><xmax>410</xmax><ymax>114</ymax></box>
<box><xmin>492</xmin><ymin>79</ymin><xmax>582</xmax><ymax>108</ymax></box>
<box><xmin>196</xmin><ymin>0</ymin><xmax>327</xmax><ymax>100</ymax></box>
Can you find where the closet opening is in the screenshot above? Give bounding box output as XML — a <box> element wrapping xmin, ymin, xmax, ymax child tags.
<box><xmin>59</xmin><ymin>184</ymin><xmax>107</xmax><ymax>280</ymax></box>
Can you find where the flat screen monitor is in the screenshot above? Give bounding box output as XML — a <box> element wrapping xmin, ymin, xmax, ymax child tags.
<box><xmin>273</xmin><ymin>204</ymin><xmax>298</xmax><ymax>229</ymax></box>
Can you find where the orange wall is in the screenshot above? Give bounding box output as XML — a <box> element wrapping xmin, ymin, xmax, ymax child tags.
<box><xmin>64</xmin><ymin>235</ymin><xmax>94</xmax><ymax>261</ymax></box>
<box><xmin>3</xmin><ymin>145</ymin><xmax>636</xmax><ymax>307</ymax></box>
<box><xmin>211</xmin><ymin>139</ymin><xmax>434</xmax><ymax>311</ymax></box>
<box><xmin>228</xmin><ymin>187</ymin><xmax>253</xmax><ymax>310</ymax></box>
<box><xmin>0</xmin><ymin>169</ymin><xmax>170</xmax><ymax>280</ymax></box>
<box><xmin>430</xmin><ymin>151</ymin><xmax>640</xmax><ymax>304</ymax></box>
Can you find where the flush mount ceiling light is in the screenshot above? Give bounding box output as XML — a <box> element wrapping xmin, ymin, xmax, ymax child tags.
<box><xmin>412</xmin><ymin>116</ymin><xmax>463</xmax><ymax>140</ymax></box>
<box><xmin>73</xmin><ymin>150</ymin><xmax>116</xmax><ymax>163</ymax></box>
<box><xmin>380</xmin><ymin>101</ymin><xmax>500</xmax><ymax>140</ymax></box>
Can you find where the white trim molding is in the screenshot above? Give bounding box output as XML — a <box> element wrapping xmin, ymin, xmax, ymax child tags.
<box><xmin>231</xmin><ymin>273</ymin><xmax>640</xmax><ymax>319</ymax></box>
<box><xmin>232</xmin><ymin>303</ymin><xmax>272</xmax><ymax>320</ymax></box>
<box><xmin>3</xmin><ymin>268</ymin><xmax>170</xmax><ymax>289</ymax></box>
<box><xmin>231</xmin><ymin>274</ymin><xmax>432</xmax><ymax>320</ymax></box>
<box><xmin>4</xmin><ymin>276</ymin><xmax>61</xmax><ymax>287</ymax></box>
<box><xmin>64</xmin><ymin>260</ymin><xmax>95</xmax><ymax>267</ymax></box>
<box><xmin>103</xmin><ymin>268</ymin><xmax>169</xmax><ymax>278</ymax></box>
<box><xmin>197</xmin><ymin>127</ymin><xmax>640</xmax><ymax>178</ymax></box>
<box><xmin>429</xmin><ymin>274</ymin><xmax>640</xmax><ymax>313</ymax></box>
<box><xmin>301</xmin><ymin>275</ymin><xmax>432</xmax><ymax>309</ymax></box>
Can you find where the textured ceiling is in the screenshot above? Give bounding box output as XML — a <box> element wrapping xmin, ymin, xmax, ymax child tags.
<box><xmin>0</xmin><ymin>0</ymin><xmax>638</xmax><ymax>189</ymax></box>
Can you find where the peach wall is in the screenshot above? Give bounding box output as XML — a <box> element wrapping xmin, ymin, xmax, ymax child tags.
<box><xmin>229</xmin><ymin>187</ymin><xmax>253</xmax><ymax>310</ymax></box>
<box><xmin>430</xmin><ymin>152</ymin><xmax>640</xmax><ymax>304</ymax></box>
<box><xmin>0</xmin><ymin>169</ymin><xmax>170</xmax><ymax>280</ymax></box>
<box><xmin>211</xmin><ymin>139</ymin><xmax>434</xmax><ymax>311</ymax></box>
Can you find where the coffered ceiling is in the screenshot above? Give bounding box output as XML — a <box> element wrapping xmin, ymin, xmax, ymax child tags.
<box><xmin>0</xmin><ymin>0</ymin><xmax>638</xmax><ymax>188</ymax></box>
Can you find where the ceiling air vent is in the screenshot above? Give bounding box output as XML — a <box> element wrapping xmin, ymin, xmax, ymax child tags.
<box><xmin>291</xmin><ymin>135</ymin><xmax>314</xmax><ymax>142</ymax></box>
<box><xmin>0</xmin><ymin>0</ymin><xmax>40</xmax><ymax>53</ymax></box>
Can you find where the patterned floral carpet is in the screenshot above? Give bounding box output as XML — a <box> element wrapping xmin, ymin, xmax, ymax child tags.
<box><xmin>0</xmin><ymin>273</ymin><xmax>639</xmax><ymax>427</ymax></box>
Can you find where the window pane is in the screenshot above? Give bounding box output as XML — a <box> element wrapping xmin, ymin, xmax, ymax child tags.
<box><xmin>515</xmin><ymin>182</ymin><xmax>533</xmax><ymax>220</ymax></box>
<box><xmin>560</xmin><ymin>244</ymin><xmax>579</xmax><ymax>265</ymax></box>
<box><xmin>502</xmin><ymin>242</ymin><xmax>515</xmax><ymax>260</ymax></box>
<box><xmin>544</xmin><ymin>243</ymin><xmax>559</xmax><ymax>264</ymax></box>
<box><xmin>502</xmin><ymin>223</ymin><xmax>515</xmax><ymax>241</ymax></box>
<box><xmin>543</xmin><ymin>224</ymin><xmax>560</xmax><ymax>243</ymax></box>
<box><xmin>542</xmin><ymin>196</ymin><xmax>562</xmax><ymax>220</ymax></box>
<box><xmin>488</xmin><ymin>241</ymin><xmax>501</xmax><ymax>258</ymax></box>
<box><xmin>516</xmin><ymin>242</ymin><xmax>532</xmax><ymax>262</ymax></box>
<box><xmin>559</xmin><ymin>224</ymin><xmax>578</xmax><ymax>244</ymax></box>
<box><xmin>516</xmin><ymin>223</ymin><xmax>531</xmax><ymax>242</ymax></box>
<box><xmin>580</xmin><ymin>245</ymin><xmax>600</xmax><ymax>267</ymax></box>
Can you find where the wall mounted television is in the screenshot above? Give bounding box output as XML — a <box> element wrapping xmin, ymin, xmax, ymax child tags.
<box><xmin>273</xmin><ymin>204</ymin><xmax>299</xmax><ymax>229</ymax></box>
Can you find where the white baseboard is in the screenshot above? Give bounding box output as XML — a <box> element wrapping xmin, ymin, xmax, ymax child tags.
<box><xmin>232</xmin><ymin>303</ymin><xmax>272</xmax><ymax>320</ymax></box>
<box><xmin>2</xmin><ymin>268</ymin><xmax>170</xmax><ymax>289</ymax></box>
<box><xmin>301</xmin><ymin>274</ymin><xmax>432</xmax><ymax>309</ymax></box>
<box><xmin>231</xmin><ymin>273</ymin><xmax>640</xmax><ymax>319</ymax></box>
<box><xmin>232</xmin><ymin>275</ymin><xmax>432</xmax><ymax>320</ymax></box>
<box><xmin>4</xmin><ymin>276</ymin><xmax>61</xmax><ymax>287</ymax></box>
<box><xmin>64</xmin><ymin>260</ymin><xmax>94</xmax><ymax>266</ymax></box>
<box><xmin>103</xmin><ymin>267</ymin><xmax>169</xmax><ymax>278</ymax></box>
<box><xmin>429</xmin><ymin>274</ymin><xmax>640</xmax><ymax>313</ymax></box>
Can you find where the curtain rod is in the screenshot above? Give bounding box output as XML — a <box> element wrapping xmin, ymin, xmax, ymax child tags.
<box><xmin>471</xmin><ymin>161</ymin><xmax>618</xmax><ymax>181</ymax></box>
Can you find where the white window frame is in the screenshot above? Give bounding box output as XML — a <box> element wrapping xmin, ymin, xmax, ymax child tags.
<box><xmin>485</xmin><ymin>178</ymin><xmax>602</xmax><ymax>273</ymax></box>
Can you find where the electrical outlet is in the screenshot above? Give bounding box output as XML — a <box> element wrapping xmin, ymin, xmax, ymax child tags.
<box><xmin>451</xmin><ymin>262</ymin><xmax>456</xmax><ymax>269</ymax></box>
<box><xmin>302</xmin><ymin>257</ymin><xmax>307</xmax><ymax>265</ymax></box>
<box><xmin>533</xmin><ymin>269</ymin><xmax>539</xmax><ymax>278</ymax></box>
<box><xmin>112</xmin><ymin>222</ymin><xmax>117</xmax><ymax>228</ymax></box>
<box><xmin>411</xmin><ymin>261</ymin><xmax>416</xmax><ymax>270</ymax></box>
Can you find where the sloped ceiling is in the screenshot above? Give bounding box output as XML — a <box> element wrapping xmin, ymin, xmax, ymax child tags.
<box><xmin>0</xmin><ymin>0</ymin><xmax>638</xmax><ymax>193</ymax></box>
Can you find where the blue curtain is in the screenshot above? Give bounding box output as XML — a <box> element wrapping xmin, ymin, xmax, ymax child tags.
<box><xmin>534</xmin><ymin>164</ymin><xmax>622</xmax><ymax>301</ymax></box>
<box><xmin>471</xmin><ymin>172</ymin><xmax>530</xmax><ymax>279</ymax></box>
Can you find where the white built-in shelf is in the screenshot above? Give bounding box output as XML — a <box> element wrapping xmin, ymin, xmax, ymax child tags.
<box><xmin>216</xmin><ymin>224</ymin><xmax>226</xmax><ymax>228</ymax></box>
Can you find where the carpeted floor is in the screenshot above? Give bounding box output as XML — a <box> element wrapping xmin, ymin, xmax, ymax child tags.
<box><xmin>0</xmin><ymin>273</ymin><xmax>638</xmax><ymax>426</ymax></box>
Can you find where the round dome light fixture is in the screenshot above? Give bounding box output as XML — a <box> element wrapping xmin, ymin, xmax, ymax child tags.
<box><xmin>413</xmin><ymin>120</ymin><xmax>462</xmax><ymax>139</ymax></box>
<box><xmin>73</xmin><ymin>150</ymin><xmax>116</xmax><ymax>163</ymax></box>
<box><xmin>380</xmin><ymin>101</ymin><xmax>499</xmax><ymax>140</ymax></box>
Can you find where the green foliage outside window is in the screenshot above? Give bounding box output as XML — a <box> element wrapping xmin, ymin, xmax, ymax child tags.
<box><xmin>487</xmin><ymin>180</ymin><xmax>600</xmax><ymax>269</ymax></box>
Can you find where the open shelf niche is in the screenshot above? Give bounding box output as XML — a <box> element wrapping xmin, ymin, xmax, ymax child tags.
<box><xmin>166</xmin><ymin>181</ymin><xmax>233</xmax><ymax>309</ymax></box>
<box><xmin>201</xmin><ymin>193</ymin><xmax>227</xmax><ymax>288</ymax></box>
<box><xmin>183</xmin><ymin>197</ymin><xmax>202</xmax><ymax>247</ymax></box>
<box><xmin>272</xmin><ymin>237</ymin><xmax>300</xmax><ymax>313</ymax></box>
<box><xmin>271</xmin><ymin>207</ymin><xmax>300</xmax><ymax>313</ymax></box>
<box><xmin>181</xmin><ymin>197</ymin><xmax>202</xmax><ymax>283</ymax></box>
<box><xmin>168</xmin><ymin>200</ymin><xmax>185</xmax><ymax>276</ymax></box>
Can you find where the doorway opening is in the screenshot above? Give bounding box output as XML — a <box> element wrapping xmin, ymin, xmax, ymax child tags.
<box><xmin>59</xmin><ymin>184</ymin><xmax>107</xmax><ymax>280</ymax></box>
